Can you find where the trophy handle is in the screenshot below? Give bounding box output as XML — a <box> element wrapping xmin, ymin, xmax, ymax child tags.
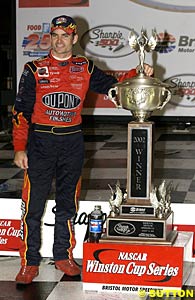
<box><xmin>108</xmin><ymin>87</ymin><xmax>122</xmax><ymax>108</ymax></box>
<box><xmin>157</xmin><ymin>88</ymin><xmax>172</xmax><ymax>110</ymax></box>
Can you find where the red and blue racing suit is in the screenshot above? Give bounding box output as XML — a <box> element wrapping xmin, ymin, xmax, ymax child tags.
<box><xmin>12</xmin><ymin>51</ymin><xmax>136</xmax><ymax>266</ymax></box>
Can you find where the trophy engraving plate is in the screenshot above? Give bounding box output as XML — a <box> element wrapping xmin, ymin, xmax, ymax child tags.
<box><xmin>106</xmin><ymin>212</ymin><xmax>173</xmax><ymax>241</ymax></box>
<box><xmin>127</xmin><ymin>122</ymin><xmax>154</xmax><ymax>205</ymax></box>
<box><xmin>131</xmin><ymin>128</ymin><xmax>147</xmax><ymax>197</ymax></box>
<box><xmin>120</xmin><ymin>204</ymin><xmax>155</xmax><ymax>216</ymax></box>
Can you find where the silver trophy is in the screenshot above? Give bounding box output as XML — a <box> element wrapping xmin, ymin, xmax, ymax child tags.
<box><xmin>102</xmin><ymin>29</ymin><xmax>177</xmax><ymax>245</ymax></box>
<box><xmin>108</xmin><ymin>29</ymin><xmax>172</xmax><ymax>122</ymax></box>
<box><xmin>108</xmin><ymin>181</ymin><xmax>124</xmax><ymax>217</ymax></box>
<box><xmin>150</xmin><ymin>180</ymin><xmax>173</xmax><ymax>219</ymax></box>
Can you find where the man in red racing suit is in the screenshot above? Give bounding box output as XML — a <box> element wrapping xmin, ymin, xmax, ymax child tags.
<box><xmin>13</xmin><ymin>15</ymin><xmax>153</xmax><ymax>284</ymax></box>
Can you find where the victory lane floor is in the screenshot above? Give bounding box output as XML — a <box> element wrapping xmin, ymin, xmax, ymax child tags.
<box><xmin>1</xmin><ymin>124</ymin><xmax>195</xmax><ymax>203</ymax></box>
<box><xmin>1</xmin><ymin>123</ymin><xmax>195</xmax><ymax>299</ymax></box>
<box><xmin>0</xmin><ymin>256</ymin><xmax>195</xmax><ymax>300</ymax></box>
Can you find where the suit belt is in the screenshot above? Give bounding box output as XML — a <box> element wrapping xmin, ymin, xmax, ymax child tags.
<box><xmin>32</xmin><ymin>124</ymin><xmax>82</xmax><ymax>135</ymax></box>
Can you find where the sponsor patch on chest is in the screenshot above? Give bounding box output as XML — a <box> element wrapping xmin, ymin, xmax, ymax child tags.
<box><xmin>42</xmin><ymin>92</ymin><xmax>81</xmax><ymax>109</ymax></box>
<box><xmin>37</xmin><ymin>67</ymin><xmax>49</xmax><ymax>77</ymax></box>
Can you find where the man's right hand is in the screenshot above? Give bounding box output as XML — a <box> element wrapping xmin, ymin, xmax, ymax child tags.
<box><xmin>14</xmin><ymin>151</ymin><xmax>28</xmax><ymax>169</ymax></box>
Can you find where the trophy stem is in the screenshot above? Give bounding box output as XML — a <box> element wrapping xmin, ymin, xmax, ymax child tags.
<box><xmin>131</xmin><ymin>111</ymin><xmax>152</xmax><ymax>122</ymax></box>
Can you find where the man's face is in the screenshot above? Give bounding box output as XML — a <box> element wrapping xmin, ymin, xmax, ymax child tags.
<box><xmin>50</xmin><ymin>28</ymin><xmax>78</xmax><ymax>58</ymax></box>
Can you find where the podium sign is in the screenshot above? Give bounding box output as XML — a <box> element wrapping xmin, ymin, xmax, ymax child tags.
<box><xmin>83</xmin><ymin>232</ymin><xmax>193</xmax><ymax>293</ymax></box>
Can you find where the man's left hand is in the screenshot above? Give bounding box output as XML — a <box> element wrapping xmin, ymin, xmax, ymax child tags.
<box><xmin>136</xmin><ymin>63</ymin><xmax>154</xmax><ymax>77</ymax></box>
<box><xmin>144</xmin><ymin>63</ymin><xmax>154</xmax><ymax>76</ymax></box>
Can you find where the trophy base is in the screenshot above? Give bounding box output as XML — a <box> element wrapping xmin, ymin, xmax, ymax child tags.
<box><xmin>104</xmin><ymin>211</ymin><xmax>176</xmax><ymax>244</ymax></box>
<box><xmin>100</xmin><ymin>230</ymin><xmax>178</xmax><ymax>245</ymax></box>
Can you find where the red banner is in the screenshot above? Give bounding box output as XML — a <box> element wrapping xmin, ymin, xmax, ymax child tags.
<box><xmin>19</xmin><ymin>0</ymin><xmax>89</xmax><ymax>7</ymax></box>
<box><xmin>0</xmin><ymin>219</ymin><xmax>20</xmax><ymax>252</ymax></box>
<box><xmin>83</xmin><ymin>242</ymin><xmax>184</xmax><ymax>288</ymax></box>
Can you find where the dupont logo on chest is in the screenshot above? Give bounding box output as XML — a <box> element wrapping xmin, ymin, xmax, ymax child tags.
<box><xmin>42</xmin><ymin>92</ymin><xmax>81</xmax><ymax>109</ymax></box>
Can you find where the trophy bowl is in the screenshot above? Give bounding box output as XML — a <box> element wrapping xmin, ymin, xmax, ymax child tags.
<box><xmin>108</xmin><ymin>73</ymin><xmax>172</xmax><ymax>122</ymax></box>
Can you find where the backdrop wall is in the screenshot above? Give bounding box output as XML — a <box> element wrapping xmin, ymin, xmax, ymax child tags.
<box><xmin>16</xmin><ymin>0</ymin><xmax>195</xmax><ymax>117</ymax></box>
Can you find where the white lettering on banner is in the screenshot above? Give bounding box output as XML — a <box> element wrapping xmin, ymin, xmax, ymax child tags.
<box><xmin>126</xmin><ymin>262</ymin><xmax>146</xmax><ymax>276</ymax></box>
<box><xmin>118</xmin><ymin>252</ymin><xmax>147</xmax><ymax>261</ymax></box>
<box><xmin>7</xmin><ymin>227</ymin><xmax>20</xmax><ymax>238</ymax></box>
<box><xmin>0</xmin><ymin>229</ymin><xmax>6</xmax><ymax>235</ymax></box>
<box><xmin>86</xmin><ymin>260</ymin><xmax>125</xmax><ymax>274</ymax></box>
<box><xmin>0</xmin><ymin>237</ymin><xmax>8</xmax><ymax>244</ymax></box>
<box><xmin>85</xmin><ymin>260</ymin><xmax>179</xmax><ymax>277</ymax></box>
<box><xmin>0</xmin><ymin>221</ymin><xmax>11</xmax><ymax>226</ymax></box>
<box><xmin>147</xmin><ymin>263</ymin><xmax>179</xmax><ymax>276</ymax></box>
<box><xmin>0</xmin><ymin>219</ymin><xmax>21</xmax><ymax>240</ymax></box>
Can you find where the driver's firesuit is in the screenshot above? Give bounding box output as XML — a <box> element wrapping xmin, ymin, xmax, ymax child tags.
<box><xmin>12</xmin><ymin>51</ymin><xmax>136</xmax><ymax>266</ymax></box>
